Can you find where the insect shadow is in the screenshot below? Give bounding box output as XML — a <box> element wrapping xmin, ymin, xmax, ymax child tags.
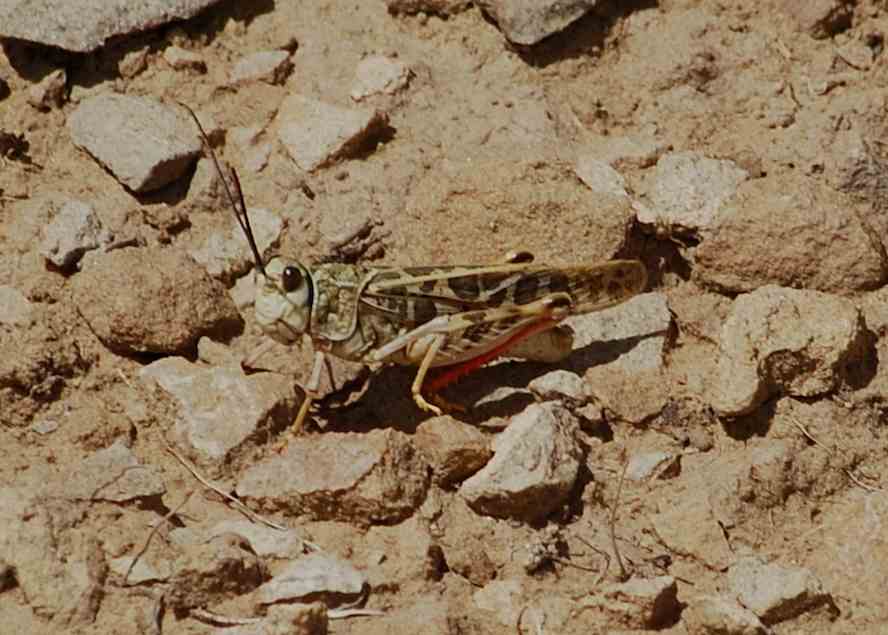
<box><xmin>322</xmin><ymin>331</ymin><xmax>656</xmax><ymax>434</ymax></box>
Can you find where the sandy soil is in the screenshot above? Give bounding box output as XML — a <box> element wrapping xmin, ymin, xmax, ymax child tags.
<box><xmin>2</xmin><ymin>1</ymin><xmax>888</xmax><ymax>633</ymax></box>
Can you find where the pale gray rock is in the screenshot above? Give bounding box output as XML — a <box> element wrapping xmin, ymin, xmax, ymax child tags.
<box><xmin>566</xmin><ymin>292</ymin><xmax>671</xmax><ymax>374</ymax></box>
<box><xmin>414</xmin><ymin>415</ymin><xmax>492</xmax><ymax>487</ymax></box>
<box><xmin>59</xmin><ymin>440</ymin><xmax>166</xmax><ymax>502</ymax></box>
<box><xmin>184</xmin><ymin>155</ymin><xmax>224</xmax><ymax>214</ymax></box>
<box><xmin>693</xmin><ymin>175</ymin><xmax>884</xmax><ymax>293</ymax></box>
<box><xmin>574</xmin><ymin>156</ymin><xmax>629</xmax><ymax>198</ymax></box>
<box><xmin>70</xmin><ymin>247</ymin><xmax>240</xmax><ymax>354</ymax></box>
<box><xmin>683</xmin><ymin>595</ymin><xmax>768</xmax><ymax>635</ymax></box>
<box><xmin>711</xmin><ymin>286</ymin><xmax>864</xmax><ymax>417</ymax></box>
<box><xmin>460</xmin><ymin>402</ymin><xmax>583</xmax><ymax>521</ymax></box>
<box><xmin>27</xmin><ymin>68</ymin><xmax>66</xmax><ymax>110</ymax></box>
<box><xmin>109</xmin><ymin>555</ymin><xmax>172</xmax><ymax>584</ymax></box>
<box><xmin>581</xmin><ymin>576</ymin><xmax>680</xmax><ymax>629</ymax></box>
<box><xmin>230</xmin><ymin>272</ymin><xmax>256</xmax><ymax>310</ymax></box>
<box><xmin>0</xmin><ymin>0</ymin><xmax>224</xmax><ymax>52</ymax></box>
<box><xmin>528</xmin><ymin>369</ymin><xmax>589</xmax><ymax>404</ymax></box>
<box><xmin>626</xmin><ymin>451</ymin><xmax>678</xmax><ymax>481</ymax></box>
<box><xmin>163</xmin><ymin>45</ymin><xmax>206</xmax><ymax>72</ymax></box>
<box><xmin>39</xmin><ymin>200</ymin><xmax>106</xmax><ymax>269</ymax></box>
<box><xmin>189</xmin><ymin>207</ymin><xmax>283</xmax><ymax>281</ymax></box>
<box><xmin>351</xmin><ymin>55</ymin><xmax>410</xmax><ymax>101</ymax></box>
<box><xmin>68</xmin><ymin>94</ymin><xmax>201</xmax><ymax>192</ymax></box>
<box><xmin>139</xmin><ymin>357</ymin><xmax>300</xmax><ymax>467</ymax></box>
<box><xmin>206</xmin><ymin>520</ymin><xmax>306</xmax><ymax>559</ymax></box>
<box><xmin>276</xmin><ymin>94</ymin><xmax>388</xmax><ymax>171</ymax></box>
<box><xmin>477</xmin><ymin>0</ymin><xmax>601</xmax><ymax>45</ymax></box>
<box><xmin>167</xmin><ymin>534</ymin><xmax>267</xmax><ymax>614</ymax></box>
<box><xmin>230</xmin><ymin>50</ymin><xmax>292</xmax><ymax>86</ymax></box>
<box><xmin>638</xmin><ymin>151</ymin><xmax>748</xmax><ymax>233</ymax></box>
<box><xmin>256</xmin><ymin>553</ymin><xmax>365</xmax><ymax>607</ymax></box>
<box><xmin>237</xmin><ymin>429</ymin><xmax>428</xmax><ymax>524</ymax></box>
<box><xmin>0</xmin><ymin>286</ymin><xmax>32</xmax><ymax>327</ymax></box>
<box><xmin>728</xmin><ymin>557</ymin><xmax>830</xmax><ymax>624</ymax></box>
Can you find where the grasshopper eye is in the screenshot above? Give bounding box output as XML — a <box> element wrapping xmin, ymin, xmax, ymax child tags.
<box><xmin>281</xmin><ymin>265</ymin><xmax>303</xmax><ymax>293</ymax></box>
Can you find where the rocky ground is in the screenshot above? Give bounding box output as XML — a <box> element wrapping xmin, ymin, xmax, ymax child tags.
<box><xmin>2</xmin><ymin>0</ymin><xmax>888</xmax><ymax>633</ymax></box>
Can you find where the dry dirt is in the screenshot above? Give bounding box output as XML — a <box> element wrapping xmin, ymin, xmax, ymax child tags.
<box><xmin>2</xmin><ymin>1</ymin><xmax>888</xmax><ymax>634</ymax></box>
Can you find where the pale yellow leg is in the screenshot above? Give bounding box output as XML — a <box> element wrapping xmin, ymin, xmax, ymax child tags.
<box><xmin>410</xmin><ymin>334</ymin><xmax>446</xmax><ymax>416</ymax></box>
<box><xmin>291</xmin><ymin>351</ymin><xmax>326</xmax><ymax>434</ymax></box>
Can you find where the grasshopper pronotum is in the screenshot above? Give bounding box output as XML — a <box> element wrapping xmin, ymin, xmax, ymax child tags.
<box><xmin>184</xmin><ymin>106</ymin><xmax>647</xmax><ymax>432</ymax></box>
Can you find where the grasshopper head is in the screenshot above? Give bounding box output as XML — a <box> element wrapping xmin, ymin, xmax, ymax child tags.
<box><xmin>254</xmin><ymin>257</ymin><xmax>313</xmax><ymax>344</ymax></box>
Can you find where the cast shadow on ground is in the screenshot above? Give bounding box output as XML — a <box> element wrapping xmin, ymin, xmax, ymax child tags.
<box><xmin>319</xmin><ymin>331</ymin><xmax>658</xmax><ymax>434</ymax></box>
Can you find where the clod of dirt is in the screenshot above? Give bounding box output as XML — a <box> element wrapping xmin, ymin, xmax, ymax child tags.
<box><xmin>229</xmin><ymin>50</ymin><xmax>293</xmax><ymax>86</ymax></box>
<box><xmin>255</xmin><ymin>552</ymin><xmax>365</xmax><ymax>608</ymax></box>
<box><xmin>710</xmin><ymin>285</ymin><xmax>866</xmax><ymax>417</ymax></box>
<box><xmin>68</xmin><ymin>94</ymin><xmax>201</xmax><ymax>192</ymax></box>
<box><xmin>27</xmin><ymin>68</ymin><xmax>66</xmax><ymax>111</ymax></box>
<box><xmin>477</xmin><ymin>0</ymin><xmax>600</xmax><ymax>46</ymax></box>
<box><xmin>57</xmin><ymin>439</ymin><xmax>166</xmax><ymax>503</ymax></box>
<box><xmin>414</xmin><ymin>415</ymin><xmax>492</xmax><ymax>487</ymax></box>
<box><xmin>580</xmin><ymin>575</ymin><xmax>681</xmax><ymax>630</ymax></box>
<box><xmin>166</xmin><ymin>533</ymin><xmax>268</xmax><ymax>616</ymax></box>
<box><xmin>351</xmin><ymin>55</ymin><xmax>411</xmax><ymax>101</ymax></box>
<box><xmin>728</xmin><ymin>557</ymin><xmax>832</xmax><ymax>625</ymax></box>
<box><xmin>384</xmin><ymin>0</ymin><xmax>472</xmax><ymax>15</ymax></box>
<box><xmin>236</xmin><ymin>429</ymin><xmax>429</xmax><ymax>524</ymax></box>
<box><xmin>472</xmin><ymin>579</ymin><xmax>522</xmax><ymax>625</ymax></box>
<box><xmin>460</xmin><ymin>402</ymin><xmax>583</xmax><ymax>522</ymax></box>
<box><xmin>258</xmin><ymin>603</ymin><xmax>329</xmax><ymax>635</ymax></box>
<box><xmin>782</xmin><ymin>0</ymin><xmax>853</xmax><ymax>39</ymax></box>
<box><xmin>0</xmin><ymin>0</ymin><xmax>225</xmax><ymax>52</ymax></box>
<box><xmin>693</xmin><ymin>174</ymin><xmax>886</xmax><ymax>294</ymax></box>
<box><xmin>276</xmin><ymin>94</ymin><xmax>389</xmax><ymax>172</ymax></box>
<box><xmin>683</xmin><ymin>595</ymin><xmax>767</xmax><ymax>635</ymax></box>
<box><xmin>139</xmin><ymin>357</ymin><xmax>300</xmax><ymax>469</ymax></box>
<box><xmin>0</xmin><ymin>285</ymin><xmax>33</xmax><ymax>327</ymax></box>
<box><xmin>162</xmin><ymin>45</ymin><xmax>207</xmax><ymax>73</ymax></box>
<box><xmin>70</xmin><ymin>247</ymin><xmax>241</xmax><ymax>355</ymax></box>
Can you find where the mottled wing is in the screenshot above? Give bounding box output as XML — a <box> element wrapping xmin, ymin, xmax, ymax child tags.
<box><xmin>361</xmin><ymin>260</ymin><xmax>647</xmax><ymax>328</ymax></box>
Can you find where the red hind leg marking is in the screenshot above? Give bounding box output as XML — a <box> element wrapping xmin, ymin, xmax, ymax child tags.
<box><xmin>424</xmin><ymin>318</ymin><xmax>558</xmax><ymax>395</ymax></box>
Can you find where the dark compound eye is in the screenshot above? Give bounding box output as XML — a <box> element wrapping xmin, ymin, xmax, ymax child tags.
<box><xmin>281</xmin><ymin>265</ymin><xmax>303</xmax><ymax>293</ymax></box>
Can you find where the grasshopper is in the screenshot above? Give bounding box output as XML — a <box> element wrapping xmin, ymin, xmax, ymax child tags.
<box><xmin>184</xmin><ymin>107</ymin><xmax>648</xmax><ymax>432</ymax></box>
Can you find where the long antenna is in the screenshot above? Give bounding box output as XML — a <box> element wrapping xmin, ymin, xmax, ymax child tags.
<box><xmin>180</xmin><ymin>103</ymin><xmax>267</xmax><ymax>279</ymax></box>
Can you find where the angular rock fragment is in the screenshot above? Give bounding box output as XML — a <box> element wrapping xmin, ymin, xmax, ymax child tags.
<box><xmin>0</xmin><ymin>0</ymin><xmax>225</xmax><ymax>53</ymax></box>
<box><xmin>728</xmin><ymin>557</ymin><xmax>831</xmax><ymax>624</ymax></box>
<box><xmin>140</xmin><ymin>357</ymin><xmax>300</xmax><ymax>467</ymax></box>
<box><xmin>27</xmin><ymin>69</ymin><xmax>66</xmax><ymax>110</ymax></box>
<box><xmin>693</xmin><ymin>175</ymin><xmax>885</xmax><ymax>293</ymax></box>
<box><xmin>639</xmin><ymin>151</ymin><xmax>749</xmax><ymax>234</ymax></box>
<box><xmin>256</xmin><ymin>553</ymin><xmax>365</xmax><ymax>607</ymax></box>
<box><xmin>71</xmin><ymin>247</ymin><xmax>240</xmax><ymax>355</ymax></box>
<box><xmin>163</xmin><ymin>45</ymin><xmax>207</xmax><ymax>72</ymax></box>
<box><xmin>59</xmin><ymin>440</ymin><xmax>166</xmax><ymax>502</ymax></box>
<box><xmin>230</xmin><ymin>50</ymin><xmax>293</xmax><ymax>85</ymax></box>
<box><xmin>167</xmin><ymin>534</ymin><xmax>268</xmax><ymax>615</ymax></box>
<box><xmin>237</xmin><ymin>429</ymin><xmax>428</xmax><ymax>524</ymax></box>
<box><xmin>351</xmin><ymin>55</ymin><xmax>410</xmax><ymax>100</ymax></box>
<box><xmin>477</xmin><ymin>0</ymin><xmax>601</xmax><ymax>45</ymax></box>
<box><xmin>574</xmin><ymin>156</ymin><xmax>629</xmax><ymax>198</ymax></box>
<box><xmin>683</xmin><ymin>595</ymin><xmax>768</xmax><ymax>635</ymax></box>
<box><xmin>460</xmin><ymin>402</ymin><xmax>582</xmax><ymax>521</ymax></box>
<box><xmin>69</xmin><ymin>94</ymin><xmax>201</xmax><ymax>192</ymax></box>
<box><xmin>189</xmin><ymin>207</ymin><xmax>283</xmax><ymax>281</ymax></box>
<box><xmin>276</xmin><ymin>94</ymin><xmax>388</xmax><ymax>171</ymax></box>
<box><xmin>414</xmin><ymin>415</ymin><xmax>491</xmax><ymax>487</ymax></box>
<box><xmin>39</xmin><ymin>200</ymin><xmax>107</xmax><ymax>269</ymax></box>
<box><xmin>528</xmin><ymin>369</ymin><xmax>589</xmax><ymax>405</ymax></box>
<box><xmin>206</xmin><ymin>520</ymin><xmax>306</xmax><ymax>559</ymax></box>
<box><xmin>710</xmin><ymin>286</ymin><xmax>865</xmax><ymax>416</ymax></box>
